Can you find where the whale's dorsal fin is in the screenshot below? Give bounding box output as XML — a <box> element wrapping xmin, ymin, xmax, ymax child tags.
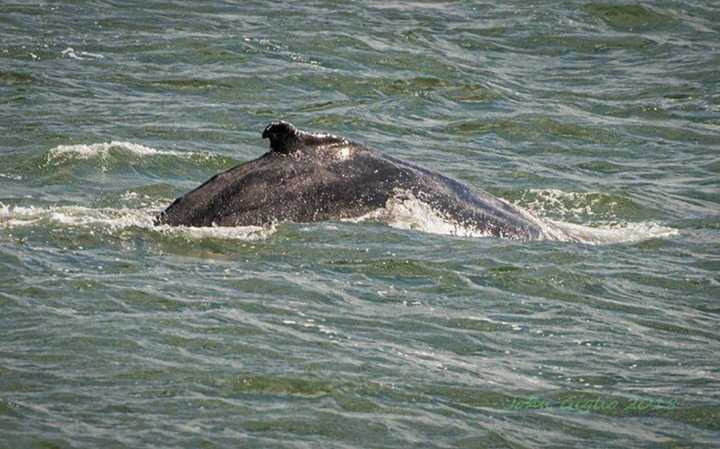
<box><xmin>262</xmin><ymin>121</ymin><xmax>302</xmax><ymax>154</ymax></box>
<box><xmin>262</xmin><ymin>120</ymin><xmax>348</xmax><ymax>154</ymax></box>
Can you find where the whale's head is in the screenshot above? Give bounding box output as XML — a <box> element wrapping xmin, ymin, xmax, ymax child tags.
<box><xmin>262</xmin><ymin>120</ymin><xmax>303</xmax><ymax>154</ymax></box>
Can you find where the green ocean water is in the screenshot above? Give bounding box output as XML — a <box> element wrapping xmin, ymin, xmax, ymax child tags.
<box><xmin>1</xmin><ymin>1</ymin><xmax>719</xmax><ymax>448</ymax></box>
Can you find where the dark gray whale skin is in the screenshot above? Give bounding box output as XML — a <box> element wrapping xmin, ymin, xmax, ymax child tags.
<box><xmin>155</xmin><ymin>121</ymin><xmax>545</xmax><ymax>240</ymax></box>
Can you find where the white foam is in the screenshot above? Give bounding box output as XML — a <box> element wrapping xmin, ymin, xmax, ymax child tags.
<box><xmin>0</xmin><ymin>192</ymin><xmax>676</xmax><ymax>245</ymax></box>
<box><xmin>515</xmin><ymin>189</ymin><xmax>678</xmax><ymax>244</ymax></box>
<box><xmin>337</xmin><ymin>146</ymin><xmax>352</xmax><ymax>160</ymax></box>
<box><xmin>533</xmin><ymin>217</ymin><xmax>678</xmax><ymax>245</ymax></box>
<box><xmin>348</xmin><ymin>190</ymin><xmax>677</xmax><ymax>244</ymax></box>
<box><xmin>61</xmin><ymin>47</ymin><xmax>104</xmax><ymax>60</ymax></box>
<box><xmin>47</xmin><ymin>141</ymin><xmax>182</xmax><ymax>161</ymax></box>
<box><xmin>347</xmin><ymin>192</ymin><xmax>497</xmax><ymax>238</ymax></box>
<box><xmin>0</xmin><ymin>204</ymin><xmax>274</xmax><ymax>241</ymax></box>
<box><xmin>159</xmin><ymin>222</ymin><xmax>275</xmax><ymax>241</ymax></box>
<box><xmin>519</xmin><ymin>188</ymin><xmax>605</xmax><ymax>220</ymax></box>
<box><xmin>43</xmin><ymin>142</ymin><xmax>214</xmax><ymax>172</ymax></box>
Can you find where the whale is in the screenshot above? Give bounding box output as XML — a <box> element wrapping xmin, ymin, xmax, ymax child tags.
<box><xmin>155</xmin><ymin>121</ymin><xmax>551</xmax><ymax>240</ymax></box>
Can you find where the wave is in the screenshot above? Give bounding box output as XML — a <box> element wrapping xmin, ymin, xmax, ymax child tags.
<box><xmin>61</xmin><ymin>47</ymin><xmax>104</xmax><ymax>60</ymax></box>
<box><xmin>0</xmin><ymin>190</ymin><xmax>676</xmax><ymax>245</ymax></box>
<box><xmin>0</xmin><ymin>204</ymin><xmax>274</xmax><ymax>241</ymax></box>
<box><xmin>535</xmin><ymin>218</ymin><xmax>678</xmax><ymax>244</ymax></box>
<box><xmin>30</xmin><ymin>141</ymin><xmax>237</xmax><ymax>178</ymax></box>
<box><xmin>0</xmin><ymin>173</ymin><xmax>23</xmax><ymax>181</ymax></box>
<box><xmin>46</xmin><ymin>141</ymin><xmax>188</xmax><ymax>162</ymax></box>
<box><xmin>348</xmin><ymin>191</ymin><xmax>677</xmax><ymax>245</ymax></box>
<box><xmin>515</xmin><ymin>188</ymin><xmax>650</xmax><ymax>222</ymax></box>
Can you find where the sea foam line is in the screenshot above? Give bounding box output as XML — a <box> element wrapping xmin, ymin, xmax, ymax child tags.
<box><xmin>0</xmin><ymin>194</ymin><xmax>677</xmax><ymax>245</ymax></box>
<box><xmin>47</xmin><ymin>141</ymin><xmax>184</xmax><ymax>160</ymax></box>
<box><xmin>0</xmin><ymin>204</ymin><xmax>274</xmax><ymax>241</ymax></box>
<box><xmin>349</xmin><ymin>191</ymin><xmax>677</xmax><ymax>245</ymax></box>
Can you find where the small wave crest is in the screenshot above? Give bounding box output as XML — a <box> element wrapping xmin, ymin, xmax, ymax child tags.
<box><xmin>41</xmin><ymin>141</ymin><xmax>230</xmax><ymax>175</ymax></box>
<box><xmin>61</xmin><ymin>47</ymin><xmax>104</xmax><ymax>60</ymax></box>
<box><xmin>0</xmin><ymin>173</ymin><xmax>23</xmax><ymax>181</ymax></box>
<box><xmin>0</xmin><ymin>204</ymin><xmax>274</xmax><ymax>241</ymax></box>
<box><xmin>46</xmin><ymin>141</ymin><xmax>184</xmax><ymax>162</ymax></box>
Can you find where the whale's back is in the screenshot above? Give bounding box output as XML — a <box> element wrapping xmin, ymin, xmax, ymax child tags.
<box><xmin>156</xmin><ymin>121</ymin><xmax>545</xmax><ymax>240</ymax></box>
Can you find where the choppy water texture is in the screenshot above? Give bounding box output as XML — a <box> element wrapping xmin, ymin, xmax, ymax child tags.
<box><xmin>1</xmin><ymin>1</ymin><xmax>719</xmax><ymax>448</ymax></box>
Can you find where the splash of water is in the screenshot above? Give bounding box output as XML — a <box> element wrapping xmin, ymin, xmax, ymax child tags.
<box><xmin>0</xmin><ymin>189</ymin><xmax>677</xmax><ymax>245</ymax></box>
<box><xmin>349</xmin><ymin>191</ymin><xmax>677</xmax><ymax>244</ymax></box>
<box><xmin>46</xmin><ymin>141</ymin><xmax>185</xmax><ymax>162</ymax></box>
<box><xmin>0</xmin><ymin>204</ymin><xmax>275</xmax><ymax>241</ymax></box>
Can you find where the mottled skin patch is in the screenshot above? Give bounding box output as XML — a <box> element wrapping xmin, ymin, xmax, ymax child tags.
<box><xmin>155</xmin><ymin>121</ymin><xmax>544</xmax><ymax>240</ymax></box>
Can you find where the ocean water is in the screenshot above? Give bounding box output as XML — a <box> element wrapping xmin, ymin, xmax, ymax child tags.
<box><xmin>1</xmin><ymin>1</ymin><xmax>719</xmax><ymax>448</ymax></box>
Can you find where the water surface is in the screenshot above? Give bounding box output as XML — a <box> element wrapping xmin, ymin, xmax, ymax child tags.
<box><xmin>1</xmin><ymin>1</ymin><xmax>719</xmax><ymax>448</ymax></box>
